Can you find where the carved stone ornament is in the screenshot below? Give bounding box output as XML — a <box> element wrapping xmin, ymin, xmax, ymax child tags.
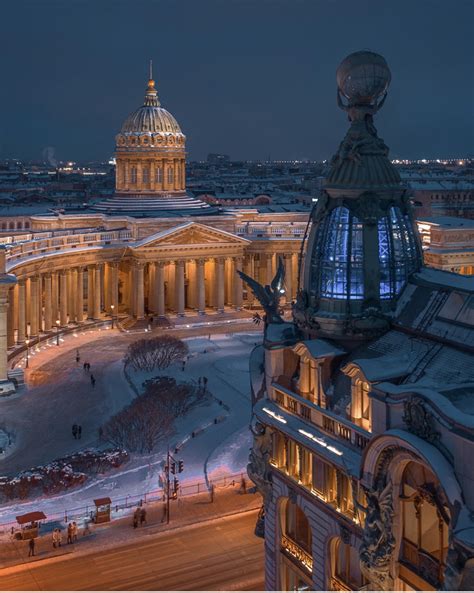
<box><xmin>247</xmin><ymin>417</ymin><xmax>273</xmax><ymax>503</ymax></box>
<box><xmin>358</xmin><ymin>480</ymin><xmax>396</xmax><ymax>591</ymax></box>
<box><xmin>403</xmin><ymin>397</ymin><xmax>440</xmax><ymax>444</ymax></box>
<box><xmin>349</xmin><ymin>192</ymin><xmax>388</xmax><ymax>224</ymax></box>
<box><xmin>339</xmin><ymin>524</ymin><xmax>352</xmax><ymax>545</ymax></box>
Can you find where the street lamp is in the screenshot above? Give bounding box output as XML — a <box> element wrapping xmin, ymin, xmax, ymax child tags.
<box><xmin>25</xmin><ymin>338</ymin><xmax>30</xmax><ymax>369</ymax></box>
<box><xmin>110</xmin><ymin>304</ymin><xmax>115</xmax><ymax>329</ymax></box>
<box><xmin>56</xmin><ymin>319</ymin><xmax>60</xmax><ymax>346</ymax></box>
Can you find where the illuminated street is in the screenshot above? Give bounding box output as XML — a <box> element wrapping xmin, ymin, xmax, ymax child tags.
<box><xmin>0</xmin><ymin>509</ymin><xmax>264</xmax><ymax>591</ymax></box>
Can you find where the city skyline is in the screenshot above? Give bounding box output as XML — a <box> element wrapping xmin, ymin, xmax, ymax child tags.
<box><xmin>0</xmin><ymin>0</ymin><xmax>473</xmax><ymax>162</ymax></box>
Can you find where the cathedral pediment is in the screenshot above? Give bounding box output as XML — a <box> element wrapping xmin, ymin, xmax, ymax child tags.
<box><xmin>132</xmin><ymin>222</ymin><xmax>250</xmax><ymax>250</ymax></box>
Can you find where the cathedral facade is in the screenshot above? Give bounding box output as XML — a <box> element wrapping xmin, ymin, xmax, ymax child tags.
<box><xmin>248</xmin><ymin>52</ymin><xmax>474</xmax><ymax>591</ymax></box>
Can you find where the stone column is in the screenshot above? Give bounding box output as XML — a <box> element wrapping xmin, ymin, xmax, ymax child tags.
<box><xmin>156</xmin><ymin>262</ymin><xmax>165</xmax><ymax>316</ymax></box>
<box><xmin>166</xmin><ymin>261</ymin><xmax>175</xmax><ymax>309</ymax></box>
<box><xmin>37</xmin><ymin>275</ymin><xmax>43</xmax><ymax>332</ymax></box>
<box><xmin>44</xmin><ymin>273</ymin><xmax>52</xmax><ymax>330</ymax></box>
<box><xmin>67</xmin><ymin>270</ymin><xmax>75</xmax><ymax>323</ymax></box>
<box><xmin>284</xmin><ymin>254</ymin><xmax>293</xmax><ymax>303</ymax></box>
<box><xmin>215</xmin><ymin>258</ymin><xmax>225</xmax><ymax>313</ymax></box>
<box><xmin>51</xmin><ymin>272</ymin><xmax>59</xmax><ymax>324</ymax></box>
<box><xmin>225</xmin><ymin>258</ymin><xmax>234</xmax><ymax>306</ymax></box>
<box><xmin>175</xmin><ymin>260</ymin><xmax>185</xmax><ymax>316</ymax></box>
<box><xmin>103</xmin><ymin>263</ymin><xmax>110</xmax><ymax>313</ymax></box>
<box><xmin>76</xmin><ymin>268</ymin><xmax>84</xmax><ymax>323</ymax></box>
<box><xmin>7</xmin><ymin>288</ymin><xmax>14</xmax><ymax>348</ymax></box>
<box><xmin>148</xmin><ymin>263</ymin><xmax>155</xmax><ymax>312</ymax></box>
<box><xmin>111</xmin><ymin>263</ymin><xmax>119</xmax><ymax>313</ymax></box>
<box><xmin>292</xmin><ymin>252</ymin><xmax>299</xmax><ymax>296</ymax></box>
<box><xmin>134</xmin><ymin>262</ymin><xmax>145</xmax><ymax>319</ymax></box>
<box><xmin>18</xmin><ymin>279</ymin><xmax>26</xmax><ymax>343</ymax></box>
<box><xmin>87</xmin><ymin>266</ymin><xmax>95</xmax><ymax>319</ymax></box>
<box><xmin>0</xmin><ymin>248</ymin><xmax>15</xmax><ymax>390</ymax></box>
<box><xmin>93</xmin><ymin>265</ymin><xmax>101</xmax><ymax>320</ymax></box>
<box><xmin>196</xmin><ymin>259</ymin><xmax>206</xmax><ymax>314</ymax></box>
<box><xmin>59</xmin><ymin>271</ymin><xmax>68</xmax><ymax>326</ymax></box>
<box><xmin>30</xmin><ymin>276</ymin><xmax>39</xmax><ymax>336</ymax></box>
<box><xmin>233</xmin><ymin>257</ymin><xmax>243</xmax><ymax>310</ymax></box>
<box><xmin>266</xmin><ymin>254</ymin><xmax>274</xmax><ymax>284</ymax></box>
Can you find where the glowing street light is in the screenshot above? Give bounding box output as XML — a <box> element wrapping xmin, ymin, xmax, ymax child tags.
<box><xmin>110</xmin><ymin>304</ymin><xmax>115</xmax><ymax>329</ymax></box>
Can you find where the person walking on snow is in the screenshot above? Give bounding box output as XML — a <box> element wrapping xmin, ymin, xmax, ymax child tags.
<box><xmin>72</xmin><ymin>521</ymin><xmax>78</xmax><ymax>542</ymax></box>
<box><xmin>72</xmin><ymin>424</ymin><xmax>78</xmax><ymax>439</ymax></box>
<box><xmin>76</xmin><ymin>350</ymin><xmax>80</xmax><ymax>364</ymax></box>
<box><xmin>78</xmin><ymin>425</ymin><xmax>82</xmax><ymax>439</ymax></box>
<box><xmin>28</xmin><ymin>538</ymin><xmax>35</xmax><ymax>557</ymax></box>
<box><xmin>67</xmin><ymin>523</ymin><xmax>73</xmax><ymax>544</ymax></box>
<box><xmin>90</xmin><ymin>374</ymin><xmax>96</xmax><ymax>387</ymax></box>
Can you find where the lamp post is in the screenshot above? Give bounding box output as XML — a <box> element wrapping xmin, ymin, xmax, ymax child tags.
<box><xmin>110</xmin><ymin>304</ymin><xmax>115</xmax><ymax>329</ymax></box>
<box><xmin>56</xmin><ymin>319</ymin><xmax>60</xmax><ymax>346</ymax></box>
<box><xmin>25</xmin><ymin>338</ymin><xmax>30</xmax><ymax>369</ymax></box>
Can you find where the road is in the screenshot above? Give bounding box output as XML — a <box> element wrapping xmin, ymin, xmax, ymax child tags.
<box><xmin>0</xmin><ymin>511</ymin><xmax>265</xmax><ymax>591</ymax></box>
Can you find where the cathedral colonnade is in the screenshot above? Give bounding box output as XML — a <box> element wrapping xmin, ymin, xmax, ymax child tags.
<box><xmin>5</xmin><ymin>250</ymin><xmax>299</xmax><ymax>344</ymax></box>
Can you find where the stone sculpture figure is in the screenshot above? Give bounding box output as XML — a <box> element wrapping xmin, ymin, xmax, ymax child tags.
<box><xmin>247</xmin><ymin>417</ymin><xmax>273</xmax><ymax>503</ymax></box>
<box><xmin>357</xmin><ymin>480</ymin><xmax>396</xmax><ymax>590</ymax></box>
<box><xmin>237</xmin><ymin>257</ymin><xmax>285</xmax><ymax>326</ymax></box>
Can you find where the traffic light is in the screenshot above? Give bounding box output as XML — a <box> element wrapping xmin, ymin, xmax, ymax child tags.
<box><xmin>173</xmin><ymin>477</ymin><xmax>179</xmax><ymax>493</ymax></box>
<box><xmin>170</xmin><ymin>462</ymin><xmax>176</xmax><ymax>475</ymax></box>
<box><xmin>178</xmin><ymin>460</ymin><xmax>184</xmax><ymax>473</ymax></box>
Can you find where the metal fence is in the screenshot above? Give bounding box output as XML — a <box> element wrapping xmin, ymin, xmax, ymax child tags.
<box><xmin>0</xmin><ymin>471</ymin><xmax>248</xmax><ymax>535</ymax></box>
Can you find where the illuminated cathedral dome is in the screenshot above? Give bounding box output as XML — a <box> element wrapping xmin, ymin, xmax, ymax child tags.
<box><xmin>93</xmin><ymin>64</ymin><xmax>214</xmax><ymax>216</ymax></box>
<box><xmin>118</xmin><ymin>79</ymin><xmax>184</xmax><ymax>137</ymax></box>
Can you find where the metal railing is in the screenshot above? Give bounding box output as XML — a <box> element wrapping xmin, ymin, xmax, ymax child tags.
<box><xmin>272</xmin><ymin>383</ymin><xmax>371</xmax><ymax>451</ymax></box>
<box><xmin>0</xmin><ymin>471</ymin><xmax>248</xmax><ymax>535</ymax></box>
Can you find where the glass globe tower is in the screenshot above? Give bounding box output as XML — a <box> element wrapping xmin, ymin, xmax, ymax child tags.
<box><xmin>294</xmin><ymin>52</ymin><xmax>422</xmax><ymax>342</ymax></box>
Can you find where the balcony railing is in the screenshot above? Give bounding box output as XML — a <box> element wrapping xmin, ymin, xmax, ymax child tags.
<box><xmin>281</xmin><ymin>534</ymin><xmax>313</xmax><ymax>573</ymax></box>
<box><xmin>272</xmin><ymin>383</ymin><xmax>371</xmax><ymax>451</ymax></box>
<box><xmin>401</xmin><ymin>539</ymin><xmax>444</xmax><ymax>588</ymax></box>
<box><xmin>5</xmin><ymin>230</ymin><xmax>135</xmax><ymax>267</ymax></box>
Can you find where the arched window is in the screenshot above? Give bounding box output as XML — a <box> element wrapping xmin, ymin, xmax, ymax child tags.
<box><xmin>24</xmin><ymin>221</ymin><xmax>30</xmax><ymax>229</ymax></box>
<box><xmin>352</xmin><ymin>377</ymin><xmax>371</xmax><ymax>430</ymax></box>
<box><xmin>167</xmin><ymin>167</ymin><xmax>174</xmax><ymax>184</ymax></box>
<box><xmin>284</xmin><ymin>499</ymin><xmax>312</xmax><ymax>554</ymax></box>
<box><xmin>332</xmin><ymin>538</ymin><xmax>367</xmax><ymax>590</ymax></box>
<box><xmin>155</xmin><ymin>167</ymin><xmax>162</xmax><ymax>183</ymax></box>
<box><xmin>17</xmin><ymin>221</ymin><xmax>23</xmax><ymax>229</ymax></box>
<box><xmin>130</xmin><ymin>167</ymin><xmax>137</xmax><ymax>184</ymax></box>
<box><xmin>399</xmin><ymin>462</ymin><xmax>449</xmax><ymax>588</ymax></box>
<box><xmin>142</xmin><ymin>167</ymin><xmax>149</xmax><ymax>184</ymax></box>
<box><xmin>9</xmin><ymin>222</ymin><xmax>14</xmax><ymax>230</ymax></box>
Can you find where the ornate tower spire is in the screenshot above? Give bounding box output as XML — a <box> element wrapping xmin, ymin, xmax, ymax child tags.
<box><xmin>144</xmin><ymin>59</ymin><xmax>160</xmax><ymax>107</ymax></box>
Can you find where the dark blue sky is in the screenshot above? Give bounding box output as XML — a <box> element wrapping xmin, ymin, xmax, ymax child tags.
<box><xmin>1</xmin><ymin>0</ymin><xmax>472</xmax><ymax>162</ymax></box>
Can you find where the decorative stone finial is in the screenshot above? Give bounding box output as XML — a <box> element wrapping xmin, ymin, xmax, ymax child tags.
<box><xmin>144</xmin><ymin>60</ymin><xmax>160</xmax><ymax>107</ymax></box>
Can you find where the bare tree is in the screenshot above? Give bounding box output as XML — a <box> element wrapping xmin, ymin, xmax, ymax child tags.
<box><xmin>125</xmin><ymin>336</ymin><xmax>189</xmax><ymax>372</ymax></box>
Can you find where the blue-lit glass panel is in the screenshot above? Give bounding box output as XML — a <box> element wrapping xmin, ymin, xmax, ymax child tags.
<box><xmin>349</xmin><ymin>215</ymin><xmax>364</xmax><ymax>297</ymax></box>
<box><xmin>378</xmin><ymin>217</ymin><xmax>392</xmax><ymax>299</ymax></box>
<box><xmin>320</xmin><ymin>207</ymin><xmax>350</xmax><ymax>298</ymax></box>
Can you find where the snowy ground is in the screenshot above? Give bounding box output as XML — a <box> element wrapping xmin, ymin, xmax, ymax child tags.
<box><xmin>0</xmin><ymin>329</ymin><xmax>260</xmax><ymax>524</ymax></box>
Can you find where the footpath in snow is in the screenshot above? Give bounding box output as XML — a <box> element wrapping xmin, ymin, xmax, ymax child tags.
<box><xmin>0</xmin><ymin>331</ymin><xmax>261</xmax><ymax>526</ymax></box>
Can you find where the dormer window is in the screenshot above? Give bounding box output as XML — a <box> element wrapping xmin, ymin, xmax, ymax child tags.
<box><xmin>351</xmin><ymin>376</ymin><xmax>371</xmax><ymax>431</ymax></box>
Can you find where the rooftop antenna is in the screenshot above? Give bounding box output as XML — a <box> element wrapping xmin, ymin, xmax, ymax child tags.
<box><xmin>149</xmin><ymin>59</ymin><xmax>153</xmax><ymax>81</ymax></box>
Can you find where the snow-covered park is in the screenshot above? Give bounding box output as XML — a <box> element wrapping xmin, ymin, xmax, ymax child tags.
<box><xmin>0</xmin><ymin>329</ymin><xmax>261</xmax><ymax>524</ymax></box>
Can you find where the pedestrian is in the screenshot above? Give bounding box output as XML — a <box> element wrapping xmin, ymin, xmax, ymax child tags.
<box><xmin>240</xmin><ymin>476</ymin><xmax>247</xmax><ymax>495</ymax></box>
<box><xmin>149</xmin><ymin>316</ymin><xmax>154</xmax><ymax>326</ymax></box>
<box><xmin>140</xmin><ymin>508</ymin><xmax>147</xmax><ymax>526</ymax></box>
<box><xmin>78</xmin><ymin>425</ymin><xmax>82</xmax><ymax>439</ymax></box>
<box><xmin>28</xmin><ymin>537</ymin><xmax>35</xmax><ymax>557</ymax></box>
<box><xmin>72</xmin><ymin>424</ymin><xmax>78</xmax><ymax>439</ymax></box>
<box><xmin>67</xmin><ymin>522</ymin><xmax>73</xmax><ymax>544</ymax></box>
<box><xmin>181</xmin><ymin>360</ymin><xmax>185</xmax><ymax>371</ymax></box>
<box><xmin>90</xmin><ymin>374</ymin><xmax>96</xmax><ymax>387</ymax></box>
<box><xmin>72</xmin><ymin>521</ymin><xmax>78</xmax><ymax>542</ymax></box>
<box><xmin>203</xmin><ymin>376</ymin><xmax>208</xmax><ymax>388</ymax></box>
<box><xmin>83</xmin><ymin>362</ymin><xmax>87</xmax><ymax>371</ymax></box>
<box><xmin>76</xmin><ymin>349</ymin><xmax>80</xmax><ymax>364</ymax></box>
<box><xmin>133</xmin><ymin>508</ymin><xmax>139</xmax><ymax>529</ymax></box>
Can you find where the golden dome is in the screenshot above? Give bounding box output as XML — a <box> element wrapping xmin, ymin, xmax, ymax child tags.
<box><xmin>120</xmin><ymin>77</ymin><xmax>183</xmax><ymax>136</ymax></box>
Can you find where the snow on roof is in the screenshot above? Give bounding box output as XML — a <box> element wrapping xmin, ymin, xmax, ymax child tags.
<box><xmin>299</xmin><ymin>339</ymin><xmax>346</xmax><ymax>359</ymax></box>
<box><xmin>414</xmin><ymin>268</ymin><xmax>474</xmax><ymax>293</ymax></box>
<box><xmin>418</xmin><ymin>216</ymin><xmax>474</xmax><ymax>229</ymax></box>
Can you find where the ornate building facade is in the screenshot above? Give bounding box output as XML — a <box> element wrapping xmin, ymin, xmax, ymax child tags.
<box><xmin>0</xmin><ymin>70</ymin><xmax>307</xmax><ymax>394</ymax></box>
<box><xmin>248</xmin><ymin>52</ymin><xmax>474</xmax><ymax>591</ymax></box>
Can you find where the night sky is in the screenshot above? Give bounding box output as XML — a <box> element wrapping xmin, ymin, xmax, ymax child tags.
<box><xmin>1</xmin><ymin>0</ymin><xmax>473</xmax><ymax>162</ymax></box>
